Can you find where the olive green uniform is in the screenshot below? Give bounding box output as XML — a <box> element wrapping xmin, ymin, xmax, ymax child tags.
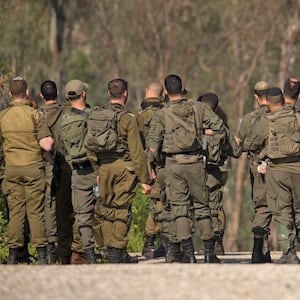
<box><xmin>0</xmin><ymin>100</ymin><xmax>50</xmax><ymax>249</ymax></box>
<box><xmin>38</xmin><ymin>103</ymin><xmax>59</xmax><ymax>245</ymax></box>
<box><xmin>136</xmin><ymin>98</ymin><xmax>164</xmax><ymax>237</ymax></box>
<box><xmin>61</xmin><ymin>108</ymin><xmax>97</xmax><ymax>252</ymax></box>
<box><xmin>238</xmin><ymin>105</ymin><xmax>272</xmax><ymax>235</ymax></box>
<box><xmin>97</xmin><ymin>103</ymin><xmax>149</xmax><ymax>251</ymax></box>
<box><xmin>251</xmin><ymin>105</ymin><xmax>300</xmax><ymax>256</ymax></box>
<box><xmin>47</xmin><ymin>102</ymin><xmax>73</xmax><ymax>260</ymax></box>
<box><xmin>148</xmin><ymin>98</ymin><xmax>225</xmax><ymax>243</ymax></box>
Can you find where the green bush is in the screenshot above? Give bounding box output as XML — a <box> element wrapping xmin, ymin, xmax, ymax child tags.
<box><xmin>127</xmin><ymin>186</ymin><xmax>150</xmax><ymax>252</ymax></box>
<box><xmin>0</xmin><ymin>198</ymin><xmax>8</xmax><ymax>263</ymax></box>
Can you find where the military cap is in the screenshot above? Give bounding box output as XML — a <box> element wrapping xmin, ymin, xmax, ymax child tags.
<box><xmin>65</xmin><ymin>79</ymin><xmax>89</xmax><ymax>99</ymax></box>
<box><xmin>254</xmin><ymin>81</ymin><xmax>269</xmax><ymax>91</ymax></box>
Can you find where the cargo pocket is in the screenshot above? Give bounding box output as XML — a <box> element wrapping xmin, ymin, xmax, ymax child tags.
<box><xmin>266</xmin><ymin>192</ymin><xmax>278</xmax><ymax>214</ymax></box>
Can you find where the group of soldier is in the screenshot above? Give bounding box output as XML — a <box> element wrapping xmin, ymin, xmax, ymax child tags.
<box><xmin>0</xmin><ymin>73</ymin><xmax>300</xmax><ymax>264</ymax></box>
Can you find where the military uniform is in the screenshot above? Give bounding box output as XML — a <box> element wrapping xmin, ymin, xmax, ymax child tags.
<box><xmin>238</xmin><ymin>105</ymin><xmax>272</xmax><ymax>261</ymax></box>
<box><xmin>148</xmin><ymin>98</ymin><xmax>225</xmax><ymax>263</ymax></box>
<box><xmin>38</xmin><ymin>103</ymin><xmax>60</xmax><ymax>262</ymax></box>
<box><xmin>47</xmin><ymin>101</ymin><xmax>74</xmax><ymax>263</ymax></box>
<box><xmin>0</xmin><ymin>100</ymin><xmax>50</xmax><ymax>262</ymax></box>
<box><xmin>136</xmin><ymin>97</ymin><xmax>166</xmax><ymax>258</ymax></box>
<box><xmin>97</xmin><ymin>103</ymin><xmax>149</xmax><ymax>263</ymax></box>
<box><xmin>60</xmin><ymin>107</ymin><xmax>98</xmax><ymax>263</ymax></box>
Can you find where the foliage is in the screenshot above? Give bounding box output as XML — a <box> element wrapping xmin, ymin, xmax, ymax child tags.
<box><xmin>127</xmin><ymin>186</ymin><xmax>150</xmax><ymax>252</ymax></box>
<box><xmin>0</xmin><ymin>197</ymin><xmax>8</xmax><ymax>263</ymax></box>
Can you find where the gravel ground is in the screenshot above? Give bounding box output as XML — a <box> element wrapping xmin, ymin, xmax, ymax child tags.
<box><xmin>0</xmin><ymin>251</ymin><xmax>299</xmax><ymax>300</ymax></box>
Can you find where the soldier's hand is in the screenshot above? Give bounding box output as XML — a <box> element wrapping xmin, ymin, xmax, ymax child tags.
<box><xmin>141</xmin><ymin>183</ymin><xmax>151</xmax><ymax>195</ymax></box>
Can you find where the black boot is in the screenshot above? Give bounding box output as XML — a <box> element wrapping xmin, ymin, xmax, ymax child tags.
<box><xmin>7</xmin><ymin>248</ymin><xmax>18</xmax><ymax>264</ymax></box>
<box><xmin>37</xmin><ymin>246</ymin><xmax>48</xmax><ymax>265</ymax></box>
<box><xmin>203</xmin><ymin>239</ymin><xmax>221</xmax><ymax>263</ymax></box>
<box><xmin>153</xmin><ymin>234</ymin><xmax>167</xmax><ymax>258</ymax></box>
<box><xmin>165</xmin><ymin>242</ymin><xmax>183</xmax><ymax>263</ymax></box>
<box><xmin>60</xmin><ymin>255</ymin><xmax>71</xmax><ymax>265</ymax></box>
<box><xmin>251</xmin><ymin>237</ymin><xmax>266</xmax><ymax>263</ymax></box>
<box><xmin>84</xmin><ymin>247</ymin><xmax>96</xmax><ymax>264</ymax></box>
<box><xmin>122</xmin><ymin>250</ymin><xmax>138</xmax><ymax>263</ymax></box>
<box><xmin>47</xmin><ymin>242</ymin><xmax>58</xmax><ymax>264</ymax></box>
<box><xmin>106</xmin><ymin>247</ymin><xmax>123</xmax><ymax>263</ymax></box>
<box><xmin>142</xmin><ymin>234</ymin><xmax>156</xmax><ymax>259</ymax></box>
<box><xmin>214</xmin><ymin>232</ymin><xmax>225</xmax><ymax>255</ymax></box>
<box><xmin>181</xmin><ymin>238</ymin><xmax>196</xmax><ymax>263</ymax></box>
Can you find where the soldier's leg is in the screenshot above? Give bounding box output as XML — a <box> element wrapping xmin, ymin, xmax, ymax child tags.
<box><xmin>44</xmin><ymin>163</ymin><xmax>58</xmax><ymax>264</ymax></box>
<box><xmin>100</xmin><ymin>160</ymin><xmax>138</xmax><ymax>263</ymax></box>
<box><xmin>25</xmin><ymin>164</ymin><xmax>48</xmax><ymax>265</ymax></box>
<box><xmin>290</xmin><ymin>173</ymin><xmax>300</xmax><ymax>242</ymax></box>
<box><xmin>189</xmin><ymin>162</ymin><xmax>220</xmax><ymax>263</ymax></box>
<box><xmin>266</xmin><ymin>169</ymin><xmax>298</xmax><ymax>264</ymax></box>
<box><xmin>71</xmin><ymin>168</ymin><xmax>97</xmax><ymax>263</ymax></box>
<box><xmin>3</xmin><ymin>168</ymin><xmax>26</xmax><ymax>264</ymax></box>
<box><xmin>55</xmin><ymin>159</ymin><xmax>73</xmax><ymax>264</ymax></box>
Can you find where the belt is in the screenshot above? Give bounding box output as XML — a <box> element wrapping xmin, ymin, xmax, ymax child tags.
<box><xmin>72</xmin><ymin>160</ymin><xmax>92</xmax><ymax>170</ymax></box>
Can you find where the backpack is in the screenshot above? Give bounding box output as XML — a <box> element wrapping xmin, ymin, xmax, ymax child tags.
<box><xmin>85</xmin><ymin>106</ymin><xmax>127</xmax><ymax>154</ymax></box>
<box><xmin>263</xmin><ymin>108</ymin><xmax>300</xmax><ymax>159</ymax></box>
<box><xmin>60</xmin><ymin>108</ymin><xmax>89</xmax><ymax>163</ymax></box>
<box><xmin>203</xmin><ymin>132</ymin><xmax>227</xmax><ymax>165</ymax></box>
<box><xmin>162</xmin><ymin>100</ymin><xmax>203</xmax><ymax>154</ymax></box>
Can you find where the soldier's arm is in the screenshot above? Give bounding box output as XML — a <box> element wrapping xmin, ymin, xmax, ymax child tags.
<box><xmin>147</xmin><ymin>110</ymin><xmax>164</xmax><ymax>153</ymax></box>
<box><xmin>34</xmin><ymin>110</ymin><xmax>54</xmax><ymax>151</ymax></box>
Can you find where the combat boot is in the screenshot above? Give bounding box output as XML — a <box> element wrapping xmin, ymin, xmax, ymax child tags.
<box><xmin>122</xmin><ymin>250</ymin><xmax>138</xmax><ymax>263</ymax></box>
<box><xmin>181</xmin><ymin>238</ymin><xmax>196</xmax><ymax>263</ymax></box>
<box><xmin>203</xmin><ymin>239</ymin><xmax>221</xmax><ymax>263</ymax></box>
<box><xmin>37</xmin><ymin>246</ymin><xmax>48</xmax><ymax>265</ymax></box>
<box><xmin>106</xmin><ymin>247</ymin><xmax>123</xmax><ymax>263</ymax></box>
<box><xmin>214</xmin><ymin>232</ymin><xmax>225</xmax><ymax>255</ymax></box>
<box><xmin>84</xmin><ymin>247</ymin><xmax>96</xmax><ymax>264</ymax></box>
<box><xmin>165</xmin><ymin>242</ymin><xmax>183</xmax><ymax>263</ymax></box>
<box><xmin>262</xmin><ymin>234</ymin><xmax>272</xmax><ymax>263</ymax></box>
<box><xmin>71</xmin><ymin>251</ymin><xmax>87</xmax><ymax>264</ymax></box>
<box><xmin>60</xmin><ymin>255</ymin><xmax>71</xmax><ymax>264</ymax></box>
<box><xmin>251</xmin><ymin>237</ymin><xmax>266</xmax><ymax>263</ymax></box>
<box><xmin>7</xmin><ymin>248</ymin><xmax>18</xmax><ymax>264</ymax></box>
<box><xmin>153</xmin><ymin>234</ymin><xmax>167</xmax><ymax>258</ymax></box>
<box><xmin>142</xmin><ymin>234</ymin><xmax>156</xmax><ymax>259</ymax></box>
<box><xmin>275</xmin><ymin>249</ymin><xmax>300</xmax><ymax>264</ymax></box>
<box><xmin>47</xmin><ymin>242</ymin><xmax>58</xmax><ymax>264</ymax></box>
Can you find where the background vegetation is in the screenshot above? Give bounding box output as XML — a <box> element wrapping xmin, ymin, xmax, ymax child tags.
<box><xmin>1</xmin><ymin>0</ymin><xmax>300</xmax><ymax>258</ymax></box>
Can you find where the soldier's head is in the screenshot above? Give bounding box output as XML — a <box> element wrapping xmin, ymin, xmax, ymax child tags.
<box><xmin>40</xmin><ymin>80</ymin><xmax>57</xmax><ymax>101</ymax></box>
<box><xmin>65</xmin><ymin>79</ymin><xmax>88</xmax><ymax>101</ymax></box>
<box><xmin>254</xmin><ymin>81</ymin><xmax>269</xmax><ymax>106</ymax></box>
<box><xmin>283</xmin><ymin>77</ymin><xmax>300</xmax><ymax>105</ymax></box>
<box><xmin>197</xmin><ymin>93</ymin><xmax>219</xmax><ymax>112</ymax></box>
<box><xmin>9</xmin><ymin>76</ymin><xmax>28</xmax><ymax>100</ymax></box>
<box><xmin>145</xmin><ymin>81</ymin><xmax>163</xmax><ymax>100</ymax></box>
<box><xmin>164</xmin><ymin>74</ymin><xmax>186</xmax><ymax>99</ymax></box>
<box><xmin>108</xmin><ymin>78</ymin><xmax>128</xmax><ymax>103</ymax></box>
<box><xmin>266</xmin><ymin>87</ymin><xmax>284</xmax><ymax>111</ymax></box>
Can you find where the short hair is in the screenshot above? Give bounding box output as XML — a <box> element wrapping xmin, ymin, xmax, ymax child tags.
<box><xmin>283</xmin><ymin>77</ymin><xmax>300</xmax><ymax>100</ymax></box>
<box><xmin>41</xmin><ymin>80</ymin><xmax>57</xmax><ymax>101</ymax></box>
<box><xmin>266</xmin><ymin>87</ymin><xmax>284</xmax><ymax>105</ymax></box>
<box><xmin>108</xmin><ymin>78</ymin><xmax>128</xmax><ymax>98</ymax></box>
<box><xmin>164</xmin><ymin>74</ymin><xmax>183</xmax><ymax>96</ymax></box>
<box><xmin>10</xmin><ymin>76</ymin><xmax>27</xmax><ymax>98</ymax></box>
<box><xmin>197</xmin><ymin>93</ymin><xmax>219</xmax><ymax>111</ymax></box>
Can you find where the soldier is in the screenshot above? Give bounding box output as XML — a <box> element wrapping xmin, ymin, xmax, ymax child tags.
<box><xmin>255</xmin><ymin>87</ymin><xmax>300</xmax><ymax>263</ymax></box>
<box><xmin>92</xmin><ymin>78</ymin><xmax>151</xmax><ymax>263</ymax></box>
<box><xmin>237</xmin><ymin>81</ymin><xmax>272</xmax><ymax>263</ymax></box>
<box><xmin>38</xmin><ymin>80</ymin><xmax>59</xmax><ymax>264</ymax></box>
<box><xmin>0</xmin><ymin>76</ymin><xmax>54</xmax><ymax>264</ymax></box>
<box><xmin>60</xmin><ymin>79</ymin><xmax>98</xmax><ymax>264</ymax></box>
<box><xmin>147</xmin><ymin>74</ymin><xmax>226</xmax><ymax>263</ymax></box>
<box><xmin>136</xmin><ymin>81</ymin><xmax>166</xmax><ymax>259</ymax></box>
<box><xmin>197</xmin><ymin>93</ymin><xmax>238</xmax><ymax>255</ymax></box>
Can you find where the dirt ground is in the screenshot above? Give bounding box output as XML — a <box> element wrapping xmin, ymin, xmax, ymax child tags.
<box><xmin>0</xmin><ymin>251</ymin><xmax>299</xmax><ymax>300</ymax></box>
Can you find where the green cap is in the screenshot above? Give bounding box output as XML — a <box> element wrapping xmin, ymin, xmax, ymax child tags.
<box><xmin>65</xmin><ymin>79</ymin><xmax>89</xmax><ymax>99</ymax></box>
<box><xmin>254</xmin><ymin>81</ymin><xmax>269</xmax><ymax>91</ymax></box>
